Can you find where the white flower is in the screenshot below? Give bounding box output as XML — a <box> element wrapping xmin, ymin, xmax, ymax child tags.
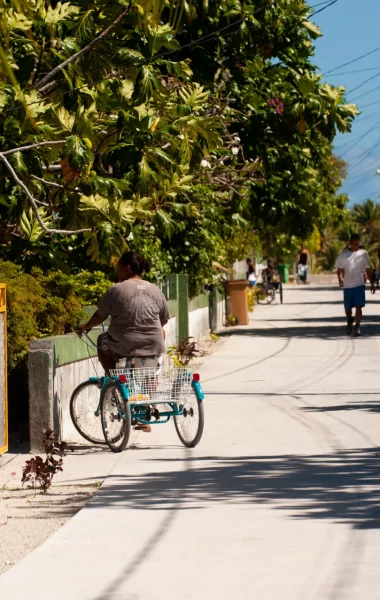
<box><xmin>178</xmin><ymin>133</ymin><xmax>185</xmax><ymax>140</ymax></box>
<box><xmin>200</xmin><ymin>159</ymin><xmax>211</xmax><ymax>169</ymax></box>
<box><xmin>234</xmin><ymin>136</ymin><xmax>241</xmax><ymax>143</ymax></box>
<box><xmin>231</xmin><ymin>147</ymin><xmax>239</xmax><ymax>155</ymax></box>
<box><xmin>126</xmin><ymin>232</ymin><xmax>134</xmax><ymax>241</ymax></box>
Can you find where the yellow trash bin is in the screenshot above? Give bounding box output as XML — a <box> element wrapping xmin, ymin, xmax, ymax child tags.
<box><xmin>225</xmin><ymin>279</ymin><xmax>249</xmax><ymax>325</ymax></box>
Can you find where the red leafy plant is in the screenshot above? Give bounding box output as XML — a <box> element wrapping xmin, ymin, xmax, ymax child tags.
<box><xmin>168</xmin><ymin>337</ymin><xmax>206</xmax><ymax>367</ymax></box>
<box><xmin>22</xmin><ymin>429</ymin><xmax>72</xmax><ymax>493</ymax></box>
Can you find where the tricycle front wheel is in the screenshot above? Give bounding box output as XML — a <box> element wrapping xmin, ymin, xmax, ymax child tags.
<box><xmin>101</xmin><ymin>382</ymin><xmax>131</xmax><ymax>453</ymax></box>
<box><xmin>174</xmin><ymin>390</ymin><xmax>204</xmax><ymax>448</ymax></box>
<box><xmin>70</xmin><ymin>380</ymin><xmax>105</xmax><ymax>444</ymax></box>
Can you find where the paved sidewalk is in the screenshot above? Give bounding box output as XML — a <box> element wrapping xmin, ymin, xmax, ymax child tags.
<box><xmin>2</xmin><ymin>285</ymin><xmax>380</xmax><ymax>599</ymax></box>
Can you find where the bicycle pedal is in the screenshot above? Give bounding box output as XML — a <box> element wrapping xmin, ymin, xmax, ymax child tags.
<box><xmin>153</xmin><ymin>408</ymin><xmax>160</xmax><ymax>421</ymax></box>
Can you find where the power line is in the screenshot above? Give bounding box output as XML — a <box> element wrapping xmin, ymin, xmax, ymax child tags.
<box><xmin>359</xmin><ymin>99</ymin><xmax>380</xmax><ymax>109</ymax></box>
<box><xmin>351</xmin><ymin>82</ymin><xmax>380</xmax><ymax>103</ymax></box>
<box><xmin>355</xmin><ymin>110</ymin><xmax>380</xmax><ymax>122</ymax></box>
<box><xmin>347</xmin><ymin>72</ymin><xmax>380</xmax><ymax>95</ymax></box>
<box><xmin>338</xmin><ymin>117</ymin><xmax>380</xmax><ymax>159</ymax></box>
<box><xmin>348</xmin><ymin>171</ymin><xmax>376</xmax><ymax>191</ymax></box>
<box><xmin>309</xmin><ymin>0</ymin><xmax>339</xmax><ymax>17</ymax></box>
<box><xmin>349</xmin><ymin>134</ymin><xmax>380</xmax><ymax>173</ymax></box>
<box><xmin>324</xmin><ymin>44</ymin><xmax>380</xmax><ymax>76</ymax></box>
<box><xmin>328</xmin><ymin>66</ymin><xmax>380</xmax><ymax>77</ymax></box>
<box><xmin>309</xmin><ymin>0</ymin><xmax>337</xmax><ymax>7</ymax></box>
<box><xmin>334</xmin><ymin>125</ymin><xmax>380</xmax><ymax>150</ymax></box>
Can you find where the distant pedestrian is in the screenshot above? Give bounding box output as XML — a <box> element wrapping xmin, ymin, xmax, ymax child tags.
<box><xmin>246</xmin><ymin>258</ymin><xmax>257</xmax><ymax>287</ymax></box>
<box><xmin>376</xmin><ymin>249</ymin><xmax>380</xmax><ymax>288</ymax></box>
<box><xmin>335</xmin><ymin>233</ymin><xmax>375</xmax><ymax>336</ymax></box>
<box><xmin>297</xmin><ymin>243</ymin><xmax>310</xmax><ymax>284</ymax></box>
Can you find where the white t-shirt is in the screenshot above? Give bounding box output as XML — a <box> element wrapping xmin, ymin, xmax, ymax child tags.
<box><xmin>335</xmin><ymin>249</ymin><xmax>370</xmax><ymax>289</ymax></box>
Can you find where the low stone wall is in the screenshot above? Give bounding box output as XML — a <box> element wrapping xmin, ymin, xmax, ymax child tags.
<box><xmin>189</xmin><ymin>294</ymin><xmax>210</xmax><ymax>342</ymax></box>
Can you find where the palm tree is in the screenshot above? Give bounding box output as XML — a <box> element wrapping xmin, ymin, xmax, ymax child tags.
<box><xmin>317</xmin><ymin>241</ymin><xmax>344</xmax><ymax>272</ymax></box>
<box><xmin>352</xmin><ymin>199</ymin><xmax>380</xmax><ymax>245</ymax></box>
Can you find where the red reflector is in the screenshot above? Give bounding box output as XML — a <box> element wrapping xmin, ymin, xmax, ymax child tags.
<box><xmin>193</xmin><ymin>373</ymin><xmax>200</xmax><ymax>382</ymax></box>
<box><xmin>119</xmin><ymin>374</ymin><xmax>127</xmax><ymax>384</ymax></box>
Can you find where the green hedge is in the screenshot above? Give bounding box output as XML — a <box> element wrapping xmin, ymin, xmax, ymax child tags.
<box><xmin>0</xmin><ymin>262</ymin><xmax>114</xmax><ymax>371</ymax></box>
<box><xmin>0</xmin><ymin>261</ymin><xmax>114</xmax><ymax>433</ymax></box>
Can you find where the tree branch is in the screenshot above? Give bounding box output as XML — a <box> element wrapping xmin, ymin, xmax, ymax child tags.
<box><xmin>33</xmin><ymin>198</ymin><xmax>50</xmax><ymax>207</ymax></box>
<box><xmin>2</xmin><ymin>140</ymin><xmax>66</xmax><ymax>156</ymax></box>
<box><xmin>35</xmin><ymin>5</ymin><xmax>132</xmax><ymax>91</ymax></box>
<box><xmin>0</xmin><ymin>152</ymin><xmax>91</xmax><ymax>235</ymax></box>
<box><xmin>94</xmin><ymin>129</ymin><xmax>118</xmax><ymax>154</ymax></box>
<box><xmin>30</xmin><ymin>174</ymin><xmax>65</xmax><ymax>189</ymax></box>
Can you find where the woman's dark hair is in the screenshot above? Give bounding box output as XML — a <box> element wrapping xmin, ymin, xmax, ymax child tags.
<box><xmin>119</xmin><ymin>251</ymin><xmax>151</xmax><ymax>275</ymax></box>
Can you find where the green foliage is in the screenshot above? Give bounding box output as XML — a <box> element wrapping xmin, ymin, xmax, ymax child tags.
<box><xmin>167</xmin><ymin>337</ymin><xmax>206</xmax><ymax>367</ymax></box>
<box><xmin>0</xmin><ymin>261</ymin><xmax>95</xmax><ymax>370</ymax></box>
<box><xmin>45</xmin><ymin>269</ymin><xmax>113</xmax><ymax>305</ymax></box>
<box><xmin>247</xmin><ymin>288</ymin><xmax>256</xmax><ymax>312</ymax></box>
<box><xmin>315</xmin><ymin>199</ymin><xmax>380</xmax><ymax>272</ymax></box>
<box><xmin>0</xmin><ymin>0</ymin><xmax>224</xmax><ymax>263</ymax></box>
<box><xmin>317</xmin><ymin>241</ymin><xmax>343</xmax><ymax>272</ymax></box>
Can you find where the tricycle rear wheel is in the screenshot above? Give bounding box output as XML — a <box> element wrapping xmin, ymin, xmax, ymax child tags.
<box><xmin>174</xmin><ymin>389</ymin><xmax>204</xmax><ymax>448</ymax></box>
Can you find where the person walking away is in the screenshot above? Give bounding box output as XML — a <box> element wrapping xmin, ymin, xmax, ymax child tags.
<box><xmin>263</xmin><ymin>261</ymin><xmax>275</xmax><ymax>283</ymax></box>
<box><xmin>335</xmin><ymin>234</ymin><xmax>375</xmax><ymax>336</ymax></box>
<box><xmin>246</xmin><ymin>258</ymin><xmax>257</xmax><ymax>287</ymax></box>
<box><xmin>77</xmin><ymin>251</ymin><xmax>170</xmax><ymax>431</ymax></box>
<box><xmin>297</xmin><ymin>243</ymin><xmax>310</xmax><ymax>284</ymax></box>
<box><xmin>376</xmin><ymin>249</ymin><xmax>380</xmax><ymax>288</ymax></box>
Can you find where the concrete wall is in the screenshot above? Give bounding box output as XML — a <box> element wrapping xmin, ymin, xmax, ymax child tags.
<box><xmin>164</xmin><ymin>316</ymin><xmax>177</xmax><ymax>347</ymax></box>
<box><xmin>189</xmin><ymin>306</ymin><xmax>210</xmax><ymax>342</ymax></box>
<box><xmin>216</xmin><ymin>299</ymin><xmax>225</xmax><ymax>331</ymax></box>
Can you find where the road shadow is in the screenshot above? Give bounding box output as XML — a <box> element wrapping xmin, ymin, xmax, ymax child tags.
<box><xmin>89</xmin><ymin>448</ymin><xmax>380</xmax><ymax>530</ymax></box>
<box><xmin>301</xmin><ymin>400</ymin><xmax>380</xmax><ymax>414</ymax></box>
<box><xmin>289</xmin><ymin>285</ymin><xmax>339</xmax><ymax>292</ymax></box>
<box><xmin>219</xmin><ymin>322</ymin><xmax>380</xmax><ymax>339</ymax></box>
<box><xmin>285</xmin><ymin>301</ymin><xmax>345</xmax><ymax>305</ymax></box>
<box><xmin>256</xmin><ymin>316</ymin><xmax>380</xmax><ymax>323</ymax></box>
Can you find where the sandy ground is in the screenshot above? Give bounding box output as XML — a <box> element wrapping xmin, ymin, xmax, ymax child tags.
<box><xmin>0</xmin><ymin>484</ymin><xmax>96</xmax><ymax>574</ymax></box>
<box><xmin>0</xmin><ymin>337</ymin><xmax>226</xmax><ymax>576</ymax></box>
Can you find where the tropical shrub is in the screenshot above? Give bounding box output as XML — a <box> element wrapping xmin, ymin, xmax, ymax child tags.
<box><xmin>0</xmin><ymin>261</ymin><xmax>83</xmax><ymax>370</ymax></box>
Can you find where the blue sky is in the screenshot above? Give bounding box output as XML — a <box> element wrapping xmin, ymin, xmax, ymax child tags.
<box><xmin>313</xmin><ymin>0</ymin><xmax>380</xmax><ymax>205</ymax></box>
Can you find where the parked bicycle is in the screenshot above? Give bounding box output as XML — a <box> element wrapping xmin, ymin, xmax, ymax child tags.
<box><xmin>70</xmin><ymin>334</ymin><xmax>205</xmax><ymax>453</ymax></box>
<box><xmin>256</xmin><ymin>269</ymin><xmax>283</xmax><ymax>304</ymax></box>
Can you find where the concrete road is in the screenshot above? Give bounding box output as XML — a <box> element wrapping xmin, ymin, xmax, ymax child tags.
<box><xmin>2</xmin><ymin>285</ymin><xmax>380</xmax><ymax>600</ymax></box>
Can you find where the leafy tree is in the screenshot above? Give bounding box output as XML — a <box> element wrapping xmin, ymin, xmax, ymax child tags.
<box><xmin>352</xmin><ymin>199</ymin><xmax>380</xmax><ymax>250</ymax></box>
<box><xmin>176</xmin><ymin>0</ymin><xmax>358</xmax><ymax>242</ymax></box>
<box><xmin>0</xmin><ymin>0</ymin><xmax>224</xmax><ymax>265</ymax></box>
<box><xmin>0</xmin><ymin>0</ymin><xmax>358</xmax><ymax>291</ymax></box>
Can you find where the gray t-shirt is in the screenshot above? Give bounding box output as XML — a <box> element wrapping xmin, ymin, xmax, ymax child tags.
<box><xmin>98</xmin><ymin>279</ymin><xmax>170</xmax><ymax>357</ymax></box>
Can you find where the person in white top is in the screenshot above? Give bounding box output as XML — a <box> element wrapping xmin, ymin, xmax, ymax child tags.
<box><xmin>335</xmin><ymin>233</ymin><xmax>375</xmax><ymax>336</ymax></box>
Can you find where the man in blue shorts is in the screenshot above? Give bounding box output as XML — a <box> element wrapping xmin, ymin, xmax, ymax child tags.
<box><xmin>335</xmin><ymin>233</ymin><xmax>375</xmax><ymax>336</ymax></box>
